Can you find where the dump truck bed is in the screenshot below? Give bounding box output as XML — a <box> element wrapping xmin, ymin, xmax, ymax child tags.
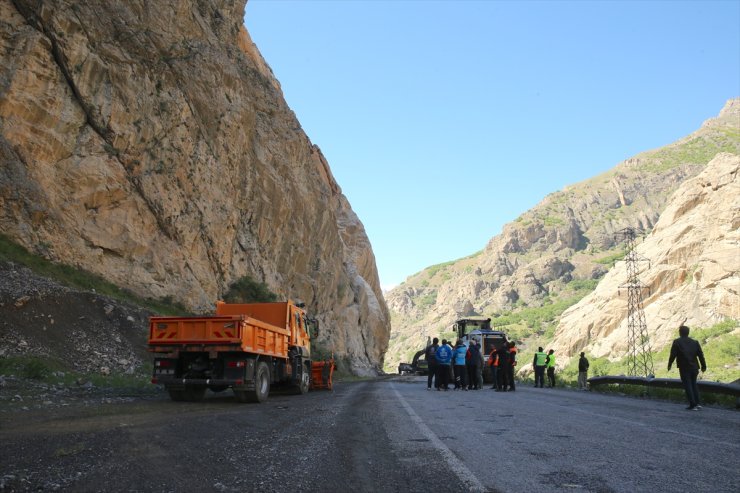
<box><xmin>148</xmin><ymin>314</ymin><xmax>290</xmax><ymax>359</ymax></box>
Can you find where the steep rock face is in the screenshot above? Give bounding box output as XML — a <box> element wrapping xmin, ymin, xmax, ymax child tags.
<box><xmin>385</xmin><ymin>99</ymin><xmax>739</xmax><ymax>369</ymax></box>
<box><xmin>0</xmin><ymin>0</ymin><xmax>390</xmax><ymax>374</ymax></box>
<box><xmin>553</xmin><ymin>153</ymin><xmax>739</xmax><ymax>360</ymax></box>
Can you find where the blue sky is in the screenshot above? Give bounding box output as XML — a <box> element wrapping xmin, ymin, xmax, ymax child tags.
<box><xmin>244</xmin><ymin>0</ymin><xmax>740</xmax><ymax>289</ymax></box>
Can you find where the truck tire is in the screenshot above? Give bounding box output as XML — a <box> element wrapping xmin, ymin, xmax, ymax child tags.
<box><xmin>296</xmin><ymin>362</ymin><xmax>310</xmax><ymax>394</ymax></box>
<box><xmin>234</xmin><ymin>361</ymin><xmax>270</xmax><ymax>403</ymax></box>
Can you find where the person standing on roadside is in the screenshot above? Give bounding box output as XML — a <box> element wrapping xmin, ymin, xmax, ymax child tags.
<box><xmin>435</xmin><ymin>339</ymin><xmax>453</xmax><ymax>391</ymax></box>
<box><xmin>425</xmin><ymin>338</ymin><xmax>440</xmax><ymax>390</ymax></box>
<box><xmin>578</xmin><ymin>352</ymin><xmax>590</xmax><ymax>390</ymax></box>
<box><xmin>475</xmin><ymin>340</ymin><xmax>484</xmax><ymax>389</ymax></box>
<box><xmin>668</xmin><ymin>325</ymin><xmax>707</xmax><ymax>410</ymax></box>
<box><xmin>497</xmin><ymin>342</ymin><xmax>512</xmax><ymax>391</ymax></box>
<box><xmin>545</xmin><ymin>349</ymin><xmax>556</xmax><ymax>388</ymax></box>
<box><xmin>466</xmin><ymin>339</ymin><xmax>482</xmax><ymax>390</ymax></box>
<box><xmin>532</xmin><ymin>347</ymin><xmax>547</xmax><ymax>388</ymax></box>
<box><xmin>488</xmin><ymin>346</ymin><xmax>500</xmax><ymax>390</ymax></box>
<box><xmin>508</xmin><ymin>341</ymin><xmax>517</xmax><ymax>391</ymax></box>
<box><xmin>453</xmin><ymin>339</ymin><xmax>468</xmax><ymax>390</ymax></box>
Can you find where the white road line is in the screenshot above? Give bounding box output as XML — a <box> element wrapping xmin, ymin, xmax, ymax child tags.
<box><xmin>391</xmin><ymin>384</ymin><xmax>487</xmax><ymax>492</ymax></box>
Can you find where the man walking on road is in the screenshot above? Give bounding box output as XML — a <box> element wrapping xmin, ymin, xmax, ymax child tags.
<box><xmin>668</xmin><ymin>325</ymin><xmax>707</xmax><ymax>410</ymax></box>
<box><xmin>533</xmin><ymin>347</ymin><xmax>547</xmax><ymax>388</ymax></box>
<box><xmin>578</xmin><ymin>352</ymin><xmax>589</xmax><ymax>390</ymax></box>
<box><xmin>426</xmin><ymin>338</ymin><xmax>439</xmax><ymax>390</ymax></box>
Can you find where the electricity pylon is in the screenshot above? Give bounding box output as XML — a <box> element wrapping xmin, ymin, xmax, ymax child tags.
<box><xmin>615</xmin><ymin>228</ymin><xmax>655</xmax><ymax>378</ymax></box>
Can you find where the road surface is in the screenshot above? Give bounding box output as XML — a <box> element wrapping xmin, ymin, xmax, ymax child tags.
<box><xmin>1</xmin><ymin>376</ymin><xmax>738</xmax><ymax>492</ymax></box>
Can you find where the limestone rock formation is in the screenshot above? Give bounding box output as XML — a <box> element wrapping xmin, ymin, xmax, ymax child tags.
<box><xmin>553</xmin><ymin>152</ymin><xmax>739</xmax><ymax>361</ymax></box>
<box><xmin>0</xmin><ymin>0</ymin><xmax>389</xmax><ymax>374</ymax></box>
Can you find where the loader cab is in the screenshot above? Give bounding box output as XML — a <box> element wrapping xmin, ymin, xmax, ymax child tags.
<box><xmin>453</xmin><ymin>317</ymin><xmax>507</xmax><ymax>383</ymax></box>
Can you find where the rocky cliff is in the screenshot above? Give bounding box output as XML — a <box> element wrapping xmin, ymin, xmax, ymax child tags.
<box><xmin>554</xmin><ymin>152</ymin><xmax>739</xmax><ymax>361</ymax></box>
<box><xmin>0</xmin><ymin>0</ymin><xmax>390</xmax><ymax>374</ymax></box>
<box><xmin>385</xmin><ymin>99</ymin><xmax>739</xmax><ymax>370</ymax></box>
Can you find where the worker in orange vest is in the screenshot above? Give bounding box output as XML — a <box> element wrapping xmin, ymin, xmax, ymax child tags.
<box><xmin>488</xmin><ymin>346</ymin><xmax>500</xmax><ymax>390</ymax></box>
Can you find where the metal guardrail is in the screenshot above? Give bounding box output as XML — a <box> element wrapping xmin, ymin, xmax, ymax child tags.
<box><xmin>588</xmin><ymin>375</ymin><xmax>740</xmax><ymax>397</ymax></box>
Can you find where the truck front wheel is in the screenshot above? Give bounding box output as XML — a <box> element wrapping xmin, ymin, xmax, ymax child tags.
<box><xmin>296</xmin><ymin>362</ymin><xmax>311</xmax><ymax>394</ymax></box>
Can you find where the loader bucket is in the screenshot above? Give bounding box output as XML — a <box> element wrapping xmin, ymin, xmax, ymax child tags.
<box><xmin>310</xmin><ymin>359</ymin><xmax>335</xmax><ymax>390</ymax></box>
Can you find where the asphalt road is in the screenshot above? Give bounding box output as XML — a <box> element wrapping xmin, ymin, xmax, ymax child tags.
<box><xmin>1</xmin><ymin>376</ymin><xmax>738</xmax><ymax>492</ymax></box>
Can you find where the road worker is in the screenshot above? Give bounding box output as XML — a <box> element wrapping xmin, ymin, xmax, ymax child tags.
<box><xmin>532</xmin><ymin>347</ymin><xmax>547</xmax><ymax>388</ymax></box>
<box><xmin>488</xmin><ymin>346</ymin><xmax>500</xmax><ymax>390</ymax></box>
<box><xmin>453</xmin><ymin>339</ymin><xmax>468</xmax><ymax>390</ymax></box>
<box><xmin>545</xmin><ymin>349</ymin><xmax>556</xmax><ymax>388</ymax></box>
<box><xmin>435</xmin><ymin>339</ymin><xmax>453</xmax><ymax>391</ymax></box>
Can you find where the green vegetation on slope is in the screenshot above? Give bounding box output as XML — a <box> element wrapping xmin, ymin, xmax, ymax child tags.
<box><xmin>0</xmin><ymin>233</ymin><xmax>188</xmax><ymax>315</ymax></box>
<box><xmin>223</xmin><ymin>275</ymin><xmax>277</xmax><ymax>303</ymax></box>
<box><xmin>639</xmin><ymin>131</ymin><xmax>740</xmax><ymax>172</ymax></box>
<box><xmin>0</xmin><ymin>355</ymin><xmax>153</xmax><ymax>391</ymax></box>
<box><xmin>557</xmin><ymin>319</ymin><xmax>740</xmax><ymax>384</ymax></box>
<box><xmin>490</xmin><ymin>278</ymin><xmax>600</xmax><ymax>340</ymax></box>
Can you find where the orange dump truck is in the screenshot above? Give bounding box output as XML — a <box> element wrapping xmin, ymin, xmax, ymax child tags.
<box><xmin>148</xmin><ymin>300</ymin><xmax>317</xmax><ymax>403</ymax></box>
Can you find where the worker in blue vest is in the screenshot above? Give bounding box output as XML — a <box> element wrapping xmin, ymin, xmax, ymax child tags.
<box><xmin>532</xmin><ymin>347</ymin><xmax>547</xmax><ymax>388</ymax></box>
<box><xmin>453</xmin><ymin>340</ymin><xmax>468</xmax><ymax>390</ymax></box>
<box><xmin>435</xmin><ymin>339</ymin><xmax>453</xmax><ymax>391</ymax></box>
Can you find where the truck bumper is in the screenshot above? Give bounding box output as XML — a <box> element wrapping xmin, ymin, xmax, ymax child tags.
<box><xmin>152</xmin><ymin>377</ymin><xmax>249</xmax><ymax>389</ymax></box>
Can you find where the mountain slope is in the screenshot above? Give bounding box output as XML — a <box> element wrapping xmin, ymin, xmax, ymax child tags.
<box><xmin>554</xmin><ymin>152</ymin><xmax>738</xmax><ymax>362</ymax></box>
<box><xmin>0</xmin><ymin>0</ymin><xmax>389</xmax><ymax>374</ymax></box>
<box><xmin>385</xmin><ymin>99</ymin><xmax>739</xmax><ymax>371</ymax></box>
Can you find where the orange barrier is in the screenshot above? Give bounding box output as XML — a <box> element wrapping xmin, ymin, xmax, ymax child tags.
<box><xmin>310</xmin><ymin>359</ymin><xmax>335</xmax><ymax>390</ymax></box>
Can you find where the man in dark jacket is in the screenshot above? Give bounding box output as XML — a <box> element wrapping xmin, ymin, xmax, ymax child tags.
<box><xmin>497</xmin><ymin>342</ymin><xmax>511</xmax><ymax>391</ymax></box>
<box><xmin>577</xmin><ymin>352</ymin><xmax>589</xmax><ymax>390</ymax></box>
<box><xmin>425</xmin><ymin>338</ymin><xmax>440</xmax><ymax>390</ymax></box>
<box><xmin>668</xmin><ymin>325</ymin><xmax>707</xmax><ymax>410</ymax></box>
<box><xmin>466</xmin><ymin>339</ymin><xmax>482</xmax><ymax>390</ymax></box>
